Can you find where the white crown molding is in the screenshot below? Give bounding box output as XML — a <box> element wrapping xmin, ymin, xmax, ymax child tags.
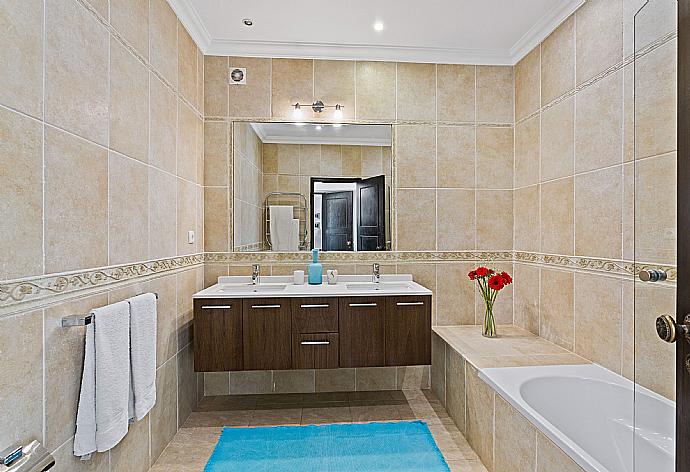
<box><xmin>166</xmin><ymin>0</ymin><xmax>212</xmax><ymax>51</ymax></box>
<box><xmin>259</xmin><ymin>135</ymin><xmax>392</xmax><ymax>146</ymax></box>
<box><xmin>174</xmin><ymin>0</ymin><xmax>586</xmax><ymax>66</ymax></box>
<box><xmin>510</xmin><ymin>0</ymin><xmax>586</xmax><ymax>63</ymax></box>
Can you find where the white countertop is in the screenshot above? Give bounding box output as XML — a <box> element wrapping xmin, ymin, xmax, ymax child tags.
<box><xmin>193</xmin><ymin>274</ymin><xmax>433</xmax><ymax>299</ymax></box>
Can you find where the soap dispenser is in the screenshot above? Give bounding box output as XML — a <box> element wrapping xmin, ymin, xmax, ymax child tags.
<box><xmin>308</xmin><ymin>249</ymin><xmax>323</xmax><ymax>285</ymax></box>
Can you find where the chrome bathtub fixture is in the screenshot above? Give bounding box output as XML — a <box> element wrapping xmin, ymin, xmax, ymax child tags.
<box><xmin>252</xmin><ymin>264</ymin><xmax>261</xmax><ymax>285</ymax></box>
<box><xmin>639</xmin><ymin>268</ymin><xmax>668</xmax><ymax>282</ymax></box>
<box><xmin>372</xmin><ymin>263</ymin><xmax>381</xmax><ymax>284</ymax></box>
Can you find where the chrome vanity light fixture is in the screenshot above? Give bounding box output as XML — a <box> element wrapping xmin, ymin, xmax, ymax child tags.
<box><xmin>292</xmin><ymin>101</ymin><xmax>345</xmax><ymax>119</ymax></box>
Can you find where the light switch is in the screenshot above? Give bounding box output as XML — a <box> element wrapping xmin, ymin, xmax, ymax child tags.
<box><xmin>187</xmin><ymin>230</ymin><xmax>195</xmax><ymax>244</ymax></box>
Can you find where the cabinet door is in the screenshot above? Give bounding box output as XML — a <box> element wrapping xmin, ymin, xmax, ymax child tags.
<box><xmin>385</xmin><ymin>296</ymin><xmax>432</xmax><ymax>366</ymax></box>
<box><xmin>338</xmin><ymin>297</ymin><xmax>385</xmax><ymax>367</ymax></box>
<box><xmin>242</xmin><ymin>299</ymin><xmax>292</xmax><ymax>370</ymax></box>
<box><xmin>193</xmin><ymin>299</ymin><xmax>243</xmax><ymax>372</ymax></box>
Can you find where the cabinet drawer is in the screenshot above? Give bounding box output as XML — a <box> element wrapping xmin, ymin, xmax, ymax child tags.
<box><xmin>291</xmin><ymin>298</ymin><xmax>338</xmax><ymax>333</ymax></box>
<box><xmin>293</xmin><ymin>333</ymin><xmax>339</xmax><ymax>369</ymax></box>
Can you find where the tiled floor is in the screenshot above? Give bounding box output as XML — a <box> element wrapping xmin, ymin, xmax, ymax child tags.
<box><xmin>150</xmin><ymin>389</ymin><xmax>487</xmax><ymax>472</ymax></box>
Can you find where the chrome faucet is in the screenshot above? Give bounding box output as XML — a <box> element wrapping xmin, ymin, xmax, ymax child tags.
<box><xmin>251</xmin><ymin>264</ymin><xmax>260</xmax><ymax>285</ymax></box>
<box><xmin>372</xmin><ymin>263</ymin><xmax>381</xmax><ymax>284</ymax></box>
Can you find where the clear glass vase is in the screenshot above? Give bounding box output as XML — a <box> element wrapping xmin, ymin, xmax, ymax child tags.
<box><xmin>482</xmin><ymin>302</ymin><xmax>497</xmax><ymax>338</ymax></box>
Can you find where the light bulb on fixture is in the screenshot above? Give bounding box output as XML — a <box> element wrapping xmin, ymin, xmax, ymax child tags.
<box><xmin>332</xmin><ymin>123</ymin><xmax>342</xmax><ymax>128</ymax></box>
<box><xmin>292</xmin><ymin>103</ymin><xmax>303</xmax><ymax>119</ymax></box>
<box><xmin>333</xmin><ymin>104</ymin><xmax>343</xmax><ymax>120</ymax></box>
<box><xmin>315</xmin><ymin>125</ymin><xmax>323</xmax><ymax>130</ymax></box>
<box><xmin>374</xmin><ymin>21</ymin><xmax>384</xmax><ymax>32</ymax></box>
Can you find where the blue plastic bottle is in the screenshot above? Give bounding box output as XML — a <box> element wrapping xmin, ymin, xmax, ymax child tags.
<box><xmin>308</xmin><ymin>249</ymin><xmax>323</xmax><ymax>285</ymax></box>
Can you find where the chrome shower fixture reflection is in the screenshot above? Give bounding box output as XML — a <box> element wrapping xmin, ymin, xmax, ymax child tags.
<box><xmin>293</xmin><ymin>101</ymin><xmax>344</xmax><ymax>119</ymax></box>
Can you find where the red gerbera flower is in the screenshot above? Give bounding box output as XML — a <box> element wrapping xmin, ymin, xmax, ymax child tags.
<box><xmin>488</xmin><ymin>275</ymin><xmax>505</xmax><ymax>291</ymax></box>
<box><xmin>500</xmin><ymin>271</ymin><xmax>512</xmax><ymax>285</ymax></box>
<box><xmin>475</xmin><ymin>267</ymin><xmax>490</xmax><ymax>277</ymax></box>
<box><xmin>468</xmin><ymin>270</ymin><xmax>477</xmax><ymax>280</ymax></box>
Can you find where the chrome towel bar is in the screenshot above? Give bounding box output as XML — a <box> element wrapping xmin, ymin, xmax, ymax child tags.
<box><xmin>61</xmin><ymin>292</ymin><xmax>158</xmax><ymax>327</ymax></box>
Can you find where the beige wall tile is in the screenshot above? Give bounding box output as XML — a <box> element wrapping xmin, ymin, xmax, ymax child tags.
<box><xmin>110</xmin><ymin>411</ymin><xmax>150</xmax><ymax>472</ymax></box>
<box><xmin>437</xmin><ymin>126</ymin><xmax>474</xmax><ymax>188</ymax></box>
<box><xmin>476</xmin><ymin>190</ymin><xmax>513</xmax><ymax>250</ymax></box>
<box><xmin>110</xmin><ymin>0</ymin><xmax>149</xmax><ymax>58</ymax></box>
<box><xmin>514</xmin><ymin>116</ymin><xmax>540</xmax><ymax>187</ymax></box>
<box><xmin>46</xmin><ymin>0</ymin><xmax>109</xmax><ymax>145</ymax></box>
<box><xmin>204</xmin><ymin>372</ymin><xmax>230</xmax><ymax>396</ymax></box>
<box><xmin>177</xmin><ymin>179</ymin><xmax>197</xmax><ymax>255</ymax></box>
<box><xmin>0</xmin><ymin>310</ymin><xmax>43</xmax><ymax>451</ymax></box>
<box><xmin>273</xmin><ymin>143</ymin><xmax>300</xmax><ymax>175</ymax></box>
<box><xmin>576</xmin><ymin>0</ymin><xmax>623</xmax><ymax>84</ymax></box>
<box><xmin>44</xmin><ymin>294</ymin><xmax>107</xmax><ymax>450</ymax></box>
<box><xmin>150</xmin><ymin>0</ymin><xmax>177</xmax><ymax>87</ymax></box>
<box><xmin>52</xmin><ymin>437</ymin><xmax>109</xmax><ymax>472</ymax></box>
<box><xmin>436</xmin><ymin>263</ymin><xmax>476</xmax><ymax>325</ymax></box>
<box><xmin>150</xmin><ymin>74</ymin><xmax>177</xmax><ymax>173</ymax></box>
<box><xmin>315</xmin><ymin>368</ymin><xmax>356</xmax><ymax>392</ymax></box>
<box><xmin>476</xmin><ymin>127</ymin><xmax>513</xmax><ymax>189</ymax></box>
<box><xmin>361</xmin><ymin>146</ymin><xmax>383</xmax><ymax>176</ymax></box>
<box><xmin>465</xmin><ymin>365</ymin><xmax>494</xmax><ymax>469</ymax></box>
<box><xmin>513</xmin><ymin>263</ymin><xmax>540</xmax><ymax>334</ymax></box>
<box><xmin>356</xmin><ymin>367</ymin><xmax>396</xmax><ymax>391</ymax></box>
<box><xmin>541</xmin><ymin>96</ymin><xmax>574</xmax><ymax>181</ymax></box>
<box><xmin>476</xmin><ymin>66</ymin><xmax>514</xmax><ymax>123</ymax></box>
<box><xmin>396</xmin><ymin>366</ymin><xmax>429</xmax><ymax>390</ymax></box>
<box><xmin>397</xmin><ymin>189</ymin><xmax>436</xmax><ymax>250</ymax></box>
<box><xmin>197</xmin><ymin>49</ymin><xmax>204</xmax><ymax>115</ymax></box>
<box><xmin>540</xmin><ymin>268</ymin><xmax>574</xmax><ymax>350</ymax></box>
<box><xmin>109</xmin><ymin>152</ymin><xmax>149</xmax><ymax>264</ymax></box>
<box><xmin>445</xmin><ymin>348</ymin><xmax>466</xmax><ymax>433</ymax></box>
<box><xmin>225</xmin><ymin>57</ymin><xmax>270</xmax><ymax>118</ymax></box>
<box><xmin>634</xmin><ymin>38</ymin><xmax>677</xmax><ymax>160</ymax></box>
<box><xmin>575</xmin><ymin>70</ymin><xmax>623</xmax><ymax>173</ymax></box>
<box><xmin>537</xmin><ymin>433</ymin><xmax>585</xmax><ymax>472</ymax></box>
<box><xmin>110</xmin><ymin>39</ymin><xmax>149</xmax><ymax>162</ymax></box>
<box><xmin>437</xmin><ymin>189</ymin><xmax>475</xmax><ymax>251</ymax></box>
<box><xmin>541</xmin><ymin>178</ymin><xmax>573</xmax><ymax>255</ymax></box>
<box><xmin>147</xmin><ymin>274</ymin><xmax>178</xmax><ymax>367</ymax></box>
<box><xmin>229</xmin><ymin>371</ymin><xmax>273</xmax><ymax>394</ymax></box>
<box><xmin>514</xmin><ymin>185</ymin><xmax>540</xmax><ymax>253</ymax></box>
<box><xmin>397</xmin><ymin>63</ymin><xmax>436</xmax><ymax>121</ymax></box>
<box><xmin>45</xmin><ymin>128</ymin><xmax>108</xmax><ymax>273</ymax></box>
<box><xmin>314</xmin><ymin>60</ymin><xmax>355</xmax><ymax>120</ymax></box>
<box><xmin>574</xmin><ymin>273</ymin><xmax>622</xmax><ymax>373</ymax></box>
<box><xmin>341</xmin><ymin>145</ymin><xmax>360</xmax><ymax>176</ymax></box>
<box><xmin>204</xmin><ymin>121</ymin><xmax>229</xmax><ymax>186</ymax></box>
<box><xmin>149</xmin><ymin>168</ymin><xmax>177</xmax><ymax>259</ymax></box>
<box><xmin>177</xmin><ymin>100</ymin><xmax>198</xmax><ymax>182</ymax></box>
<box><xmin>0</xmin><ymin>0</ymin><xmax>43</xmax><ymax>118</ymax></box>
<box><xmin>495</xmin><ymin>395</ymin><xmax>536</xmax><ymax>472</ymax></box>
<box><xmin>178</xmin><ymin>23</ymin><xmax>198</xmax><ymax>107</ymax></box>
<box><xmin>515</xmin><ymin>46</ymin><xmax>540</xmax><ymax>121</ymax></box>
<box><xmin>272</xmin><ymin>59</ymin><xmax>313</xmax><ymax>118</ymax></box>
<box><xmin>396</xmin><ymin>125</ymin><xmax>436</xmax><ymax>188</ymax></box>
<box><xmin>204</xmin><ymin>56</ymin><xmax>229</xmax><ymax>116</ymax></box>
<box><xmin>437</xmin><ymin>64</ymin><xmax>475</xmax><ymax>122</ymax></box>
<box><xmin>177</xmin><ymin>336</ymin><xmax>197</xmax><ymax>421</ymax></box>
<box><xmin>321</xmin><ymin>145</ymin><xmax>342</xmax><ymax>176</ymax></box>
<box><xmin>355</xmin><ymin>61</ymin><xmax>396</xmax><ymax>120</ymax></box>
<box><xmin>575</xmin><ymin>166</ymin><xmax>622</xmax><ymax>259</ymax></box>
<box><xmin>541</xmin><ymin>16</ymin><xmax>575</xmax><ymax>105</ymax></box>
<box><xmin>150</xmin><ymin>359</ymin><xmax>178</xmax><ymax>463</ymax></box>
<box><xmin>431</xmin><ymin>333</ymin><xmax>446</xmax><ymax>404</ymax></box>
<box><xmin>204</xmin><ymin>187</ymin><xmax>229</xmax><ymax>252</ymax></box>
<box><xmin>634</xmin><ymin>152</ymin><xmax>676</xmax><ymax>264</ymax></box>
<box><xmin>0</xmin><ymin>107</ymin><xmax>43</xmax><ymax>279</ymax></box>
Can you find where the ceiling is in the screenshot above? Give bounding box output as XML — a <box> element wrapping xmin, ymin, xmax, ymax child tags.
<box><xmin>169</xmin><ymin>0</ymin><xmax>585</xmax><ymax>65</ymax></box>
<box><xmin>250</xmin><ymin>123</ymin><xmax>392</xmax><ymax>146</ymax></box>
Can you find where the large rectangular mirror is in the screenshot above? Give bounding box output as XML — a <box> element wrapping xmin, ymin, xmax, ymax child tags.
<box><xmin>232</xmin><ymin>122</ymin><xmax>393</xmax><ymax>252</ymax></box>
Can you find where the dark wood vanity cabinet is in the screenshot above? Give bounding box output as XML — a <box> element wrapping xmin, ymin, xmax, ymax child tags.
<box><xmin>338</xmin><ymin>297</ymin><xmax>386</xmax><ymax>368</ymax></box>
<box><xmin>242</xmin><ymin>299</ymin><xmax>292</xmax><ymax>371</ymax></box>
<box><xmin>193</xmin><ymin>294</ymin><xmax>431</xmax><ymax>372</ymax></box>
<box><xmin>193</xmin><ymin>299</ymin><xmax>243</xmax><ymax>372</ymax></box>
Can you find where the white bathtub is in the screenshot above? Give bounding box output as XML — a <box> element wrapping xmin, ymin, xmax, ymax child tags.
<box><xmin>479</xmin><ymin>364</ymin><xmax>674</xmax><ymax>472</ymax></box>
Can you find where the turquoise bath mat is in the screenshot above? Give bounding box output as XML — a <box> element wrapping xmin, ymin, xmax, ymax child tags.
<box><xmin>204</xmin><ymin>420</ymin><xmax>450</xmax><ymax>471</ymax></box>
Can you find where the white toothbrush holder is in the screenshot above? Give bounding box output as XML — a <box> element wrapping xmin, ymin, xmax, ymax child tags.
<box><xmin>293</xmin><ymin>270</ymin><xmax>305</xmax><ymax>285</ymax></box>
<box><xmin>327</xmin><ymin>269</ymin><xmax>338</xmax><ymax>285</ymax></box>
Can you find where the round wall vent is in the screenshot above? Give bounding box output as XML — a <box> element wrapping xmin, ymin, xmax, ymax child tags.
<box><xmin>229</xmin><ymin>67</ymin><xmax>246</xmax><ymax>85</ymax></box>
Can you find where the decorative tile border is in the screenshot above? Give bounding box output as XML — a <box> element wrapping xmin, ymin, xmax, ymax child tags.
<box><xmin>1</xmin><ymin>251</ymin><xmax>675</xmax><ymax>315</ymax></box>
<box><xmin>0</xmin><ymin>254</ymin><xmax>204</xmax><ymax>316</ymax></box>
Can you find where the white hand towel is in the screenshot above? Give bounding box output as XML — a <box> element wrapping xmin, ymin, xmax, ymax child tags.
<box><xmin>270</xmin><ymin>205</ymin><xmax>295</xmax><ymax>251</ymax></box>
<box><xmin>288</xmin><ymin>218</ymin><xmax>300</xmax><ymax>251</ymax></box>
<box><xmin>74</xmin><ymin>301</ymin><xmax>131</xmax><ymax>457</ymax></box>
<box><xmin>128</xmin><ymin>293</ymin><xmax>157</xmax><ymax>421</ymax></box>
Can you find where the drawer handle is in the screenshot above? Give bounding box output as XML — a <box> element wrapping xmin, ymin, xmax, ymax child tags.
<box><xmin>349</xmin><ymin>303</ymin><xmax>377</xmax><ymax>307</ymax></box>
<box><xmin>300</xmin><ymin>304</ymin><xmax>330</xmax><ymax>308</ymax></box>
<box><xmin>300</xmin><ymin>341</ymin><xmax>330</xmax><ymax>345</ymax></box>
<box><xmin>202</xmin><ymin>305</ymin><xmax>232</xmax><ymax>309</ymax></box>
<box><xmin>397</xmin><ymin>302</ymin><xmax>424</xmax><ymax>306</ymax></box>
<box><xmin>251</xmin><ymin>304</ymin><xmax>281</xmax><ymax>309</ymax></box>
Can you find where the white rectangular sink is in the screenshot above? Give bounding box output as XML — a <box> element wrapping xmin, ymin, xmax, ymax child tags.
<box><xmin>345</xmin><ymin>283</ymin><xmax>413</xmax><ymax>292</ymax></box>
<box><xmin>217</xmin><ymin>284</ymin><xmax>287</xmax><ymax>294</ymax></box>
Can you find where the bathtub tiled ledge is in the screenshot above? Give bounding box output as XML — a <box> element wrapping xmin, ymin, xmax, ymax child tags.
<box><xmin>431</xmin><ymin>326</ymin><xmax>589</xmax><ymax>472</ymax></box>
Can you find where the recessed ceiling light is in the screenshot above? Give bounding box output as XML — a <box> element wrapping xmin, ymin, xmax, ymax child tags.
<box><xmin>315</xmin><ymin>125</ymin><xmax>323</xmax><ymax>131</ymax></box>
<box><xmin>373</xmin><ymin>22</ymin><xmax>384</xmax><ymax>32</ymax></box>
<box><xmin>242</xmin><ymin>18</ymin><xmax>253</xmax><ymax>27</ymax></box>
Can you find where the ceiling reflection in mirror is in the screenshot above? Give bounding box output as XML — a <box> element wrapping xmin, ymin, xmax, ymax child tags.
<box><xmin>232</xmin><ymin>122</ymin><xmax>393</xmax><ymax>252</ymax></box>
